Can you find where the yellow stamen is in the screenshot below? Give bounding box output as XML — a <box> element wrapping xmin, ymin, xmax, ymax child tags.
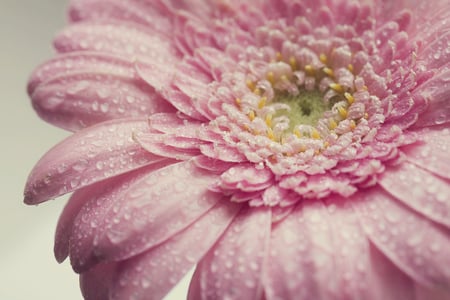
<box><xmin>253</xmin><ymin>88</ymin><xmax>261</xmax><ymax>95</ymax></box>
<box><xmin>267</xmin><ymin>128</ymin><xmax>275</xmax><ymax>140</ymax></box>
<box><xmin>280</xmin><ymin>75</ymin><xmax>289</xmax><ymax>82</ymax></box>
<box><xmin>276</xmin><ymin>52</ymin><xmax>283</xmax><ymax>61</ymax></box>
<box><xmin>265</xmin><ymin>114</ymin><xmax>273</xmax><ymax>127</ymax></box>
<box><xmin>293</xmin><ymin>128</ymin><xmax>302</xmax><ymax>138</ymax></box>
<box><xmin>338</xmin><ymin>106</ymin><xmax>348</xmax><ymax>118</ymax></box>
<box><xmin>289</xmin><ymin>56</ymin><xmax>297</xmax><ymax>70</ymax></box>
<box><xmin>266</xmin><ymin>71</ymin><xmax>275</xmax><ymax>85</ymax></box>
<box><xmin>364</xmin><ymin>113</ymin><xmax>369</xmax><ymax>119</ymax></box>
<box><xmin>311</xmin><ymin>129</ymin><xmax>321</xmax><ymax>139</ymax></box>
<box><xmin>324</xmin><ymin>141</ymin><xmax>330</xmax><ymax>148</ymax></box>
<box><xmin>235</xmin><ymin>98</ymin><xmax>241</xmax><ymax>106</ymax></box>
<box><xmin>323</xmin><ymin>67</ymin><xmax>334</xmax><ymax>77</ymax></box>
<box><xmin>248</xmin><ymin>111</ymin><xmax>255</xmax><ymax>121</ymax></box>
<box><xmin>350</xmin><ymin>120</ymin><xmax>356</xmax><ymax>130</ymax></box>
<box><xmin>305</xmin><ymin>65</ymin><xmax>315</xmax><ymax>76</ymax></box>
<box><xmin>258</xmin><ymin>97</ymin><xmax>267</xmax><ymax>109</ymax></box>
<box><xmin>246</xmin><ymin>79</ymin><xmax>255</xmax><ymax>91</ymax></box>
<box><xmin>362</xmin><ymin>85</ymin><xmax>368</xmax><ymax>91</ymax></box>
<box><xmin>347</xmin><ymin>64</ymin><xmax>354</xmax><ymax>73</ymax></box>
<box><xmin>344</xmin><ymin>92</ymin><xmax>354</xmax><ymax>104</ymax></box>
<box><xmin>319</xmin><ymin>53</ymin><xmax>328</xmax><ymax>64</ymax></box>
<box><xmin>330</xmin><ymin>83</ymin><xmax>344</xmax><ymax>93</ymax></box>
<box><xmin>329</xmin><ymin>119</ymin><xmax>338</xmax><ymax>130</ymax></box>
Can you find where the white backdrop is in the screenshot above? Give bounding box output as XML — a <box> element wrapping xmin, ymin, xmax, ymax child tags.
<box><xmin>0</xmin><ymin>1</ymin><xmax>190</xmax><ymax>299</ymax></box>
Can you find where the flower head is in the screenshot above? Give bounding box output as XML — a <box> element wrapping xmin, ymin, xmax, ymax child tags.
<box><xmin>25</xmin><ymin>0</ymin><xmax>450</xmax><ymax>299</ymax></box>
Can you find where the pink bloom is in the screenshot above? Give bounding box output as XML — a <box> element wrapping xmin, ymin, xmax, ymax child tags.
<box><xmin>25</xmin><ymin>0</ymin><xmax>450</xmax><ymax>299</ymax></box>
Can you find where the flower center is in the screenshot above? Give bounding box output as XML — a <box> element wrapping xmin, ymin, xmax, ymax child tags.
<box><xmin>273</xmin><ymin>88</ymin><xmax>328</xmax><ymax>129</ymax></box>
<box><xmin>239</xmin><ymin>50</ymin><xmax>364</xmax><ymax>146</ymax></box>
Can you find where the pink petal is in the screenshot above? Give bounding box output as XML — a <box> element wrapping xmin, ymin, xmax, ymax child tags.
<box><xmin>265</xmin><ymin>198</ymin><xmax>418</xmax><ymax>300</ymax></box>
<box><xmin>402</xmin><ymin>125</ymin><xmax>450</xmax><ymax>179</ymax></box>
<box><xmin>148</xmin><ymin>113</ymin><xmax>203</xmax><ymax>136</ymax></box>
<box><xmin>69</xmin><ymin>0</ymin><xmax>173</xmax><ymax>36</ymax></box>
<box><xmin>366</xmin><ymin>242</ymin><xmax>416</xmax><ymax>300</ymax></box>
<box><xmin>413</xmin><ymin>70</ymin><xmax>450</xmax><ymax>127</ymax></box>
<box><xmin>30</xmin><ymin>55</ymin><xmax>174</xmax><ymax>131</ymax></box>
<box><xmin>417</xmin><ymin>31</ymin><xmax>450</xmax><ymax>70</ymax></box>
<box><xmin>54</xmin><ymin>177</ymin><xmax>121</xmax><ymax>263</ymax></box>
<box><xmin>24</xmin><ymin>119</ymin><xmax>163</xmax><ymax>204</ymax></box>
<box><xmin>54</xmin><ymin>21</ymin><xmax>178</xmax><ymax>63</ymax></box>
<box><xmin>220</xmin><ymin>164</ymin><xmax>274</xmax><ymax>192</ymax></box>
<box><xmin>353</xmin><ymin>187</ymin><xmax>450</xmax><ymax>289</ymax></box>
<box><xmin>414</xmin><ymin>283</ymin><xmax>450</xmax><ymax>300</ymax></box>
<box><xmin>134</xmin><ymin>132</ymin><xmax>201</xmax><ymax>160</ymax></box>
<box><xmin>111</xmin><ymin>200</ymin><xmax>242</xmax><ymax>300</ymax></box>
<box><xmin>80</xmin><ymin>262</ymin><xmax>117</xmax><ymax>300</ymax></box>
<box><xmin>68</xmin><ymin>164</ymin><xmax>166</xmax><ymax>272</ymax></box>
<box><xmin>72</xmin><ymin>161</ymin><xmax>222</xmax><ymax>271</ymax></box>
<box><xmin>190</xmin><ymin>207</ymin><xmax>271</xmax><ymax>300</ymax></box>
<box><xmin>379</xmin><ymin>161</ymin><xmax>450</xmax><ymax>228</ymax></box>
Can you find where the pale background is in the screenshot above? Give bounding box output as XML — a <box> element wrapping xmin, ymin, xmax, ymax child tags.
<box><xmin>0</xmin><ymin>1</ymin><xmax>189</xmax><ymax>299</ymax></box>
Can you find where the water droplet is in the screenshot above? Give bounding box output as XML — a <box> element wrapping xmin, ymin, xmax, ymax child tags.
<box><xmin>100</xmin><ymin>103</ymin><xmax>109</xmax><ymax>113</ymax></box>
<box><xmin>95</xmin><ymin>161</ymin><xmax>104</xmax><ymax>170</ymax></box>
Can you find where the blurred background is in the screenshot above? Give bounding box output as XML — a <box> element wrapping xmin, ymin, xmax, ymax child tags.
<box><xmin>0</xmin><ymin>1</ymin><xmax>189</xmax><ymax>299</ymax></box>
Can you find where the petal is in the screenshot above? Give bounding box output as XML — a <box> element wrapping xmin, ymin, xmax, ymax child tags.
<box><xmin>54</xmin><ymin>21</ymin><xmax>178</xmax><ymax>63</ymax></box>
<box><xmin>69</xmin><ymin>0</ymin><xmax>173</xmax><ymax>36</ymax></box>
<box><xmin>220</xmin><ymin>164</ymin><xmax>274</xmax><ymax>192</ymax></box>
<box><xmin>265</xmin><ymin>199</ymin><xmax>417</xmax><ymax>300</ymax></box>
<box><xmin>30</xmin><ymin>54</ymin><xmax>174</xmax><ymax>131</ymax></box>
<box><xmin>414</xmin><ymin>283</ymin><xmax>450</xmax><ymax>300</ymax></box>
<box><xmin>68</xmin><ymin>164</ymin><xmax>166</xmax><ymax>272</ymax></box>
<box><xmin>417</xmin><ymin>31</ymin><xmax>450</xmax><ymax>70</ymax></box>
<box><xmin>353</xmin><ymin>187</ymin><xmax>450</xmax><ymax>289</ymax></box>
<box><xmin>379</xmin><ymin>161</ymin><xmax>450</xmax><ymax>228</ymax></box>
<box><xmin>265</xmin><ymin>201</ymin><xmax>342</xmax><ymax>300</ymax></box>
<box><xmin>111</xmin><ymin>200</ymin><xmax>241</xmax><ymax>300</ymax></box>
<box><xmin>72</xmin><ymin>161</ymin><xmax>222</xmax><ymax>272</ymax></box>
<box><xmin>413</xmin><ymin>70</ymin><xmax>450</xmax><ymax>127</ymax></box>
<box><xmin>80</xmin><ymin>262</ymin><xmax>117</xmax><ymax>300</ymax></box>
<box><xmin>402</xmin><ymin>124</ymin><xmax>450</xmax><ymax>179</ymax></box>
<box><xmin>24</xmin><ymin>119</ymin><xmax>163</xmax><ymax>204</ymax></box>
<box><xmin>54</xmin><ymin>176</ymin><xmax>124</xmax><ymax>263</ymax></box>
<box><xmin>148</xmin><ymin>113</ymin><xmax>204</xmax><ymax>137</ymax></box>
<box><xmin>190</xmin><ymin>207</ymin><xmax>271</xmax><ymax>300</ymax></box>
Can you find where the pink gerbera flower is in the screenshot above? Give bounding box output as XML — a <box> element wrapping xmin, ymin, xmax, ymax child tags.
<box><xmin>25</xmin><ymin>0</ymin><xmax>450</xmax><ymax>299</ymax></box>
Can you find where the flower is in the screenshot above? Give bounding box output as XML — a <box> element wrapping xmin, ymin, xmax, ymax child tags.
<box><xmin>25</xmin><ymin>0</ymin><xmax>450</xmax><ymax>299</ymax></box>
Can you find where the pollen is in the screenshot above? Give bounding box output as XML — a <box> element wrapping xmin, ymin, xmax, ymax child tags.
<box><xmin>265</xmin><ymin>114</ymin><xmax>273</xmax><ymax>126</ymax></box>
<box><xmin>330</xmin><ymin>83</ymin><xmax>344</xmax><ymax>93</ymax></box>
<box><xmin>344</xmin><ymin>92</ymin><xmax>354</xmax><ymax>104</ymax></box>
<box><xmin>276</xmin><ymin>52</ymin><xmax>283</xmax><ymax>61</ymax></box>
<box><xmin>338</xmin><ymin>106</ymin><xmax>348</xmax><ymax>118</ymax></box>
<box><xmin>235</xmin><ymin>98</ymin><xmax>241</xmax><ymax>106</ymax></box>
<box><xmin>293</xmin><ymin>128</ymin><xmax>302</xmax><ymax>138</ymax></box>
<box><xmin>311</xmin><ymin>129</ymin><xmax>321</xmax><ymax>139</ymax></box>
<box><xmin>329</xmin><ymin>118</ymin><xmax>338</xmax><ymax>130</ymax></box>
<box><xmin>248</xmin><ymin>110</ymin><xmax>255</xmax><ymax>121</ymax></box>
<box><xmin>348</xmin><ymin>64</ymin><xmax>354</xmax><ymax>73</ymax></box>
<box><xmin>267</xmin><ymin>128</ymin><xmax>275</xmax><ymax>140</ymax></box>
<box><xmin>289</xmin><ymin>56</ymin><xmax>297</xmax><ymax>70</ymax></box>
<box><xmin>319</xmin><ymin>53</ymin><xmax>328</xmax><ymax>64</ymax></box>
<box><xmin>323</xmin><ymin>67</ymin><xmax>334</xmax><ymax>77</ymax></box>
<box><xmin>304</xmin><ymin>65</ymin><xmax>315</xmax><ymax>76</ymax></box>
<box><xmin>350</xmin><ymin>120</ymin><xmax>356</xmax><ymax>130</ymax></box>
<box><xmin>258</xmin><ymin>97</ymin><xmax>267</xmax><ymax>109</ymax></box>
<box><xmin>246</xmin><ymin>79</ymin><xmax>255</xmax><ymax>91</ymax></box>
<box><xmin>266</xmin><ymin>71</ymin><xmax>275</xmax><ymax>85</ymax></box>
